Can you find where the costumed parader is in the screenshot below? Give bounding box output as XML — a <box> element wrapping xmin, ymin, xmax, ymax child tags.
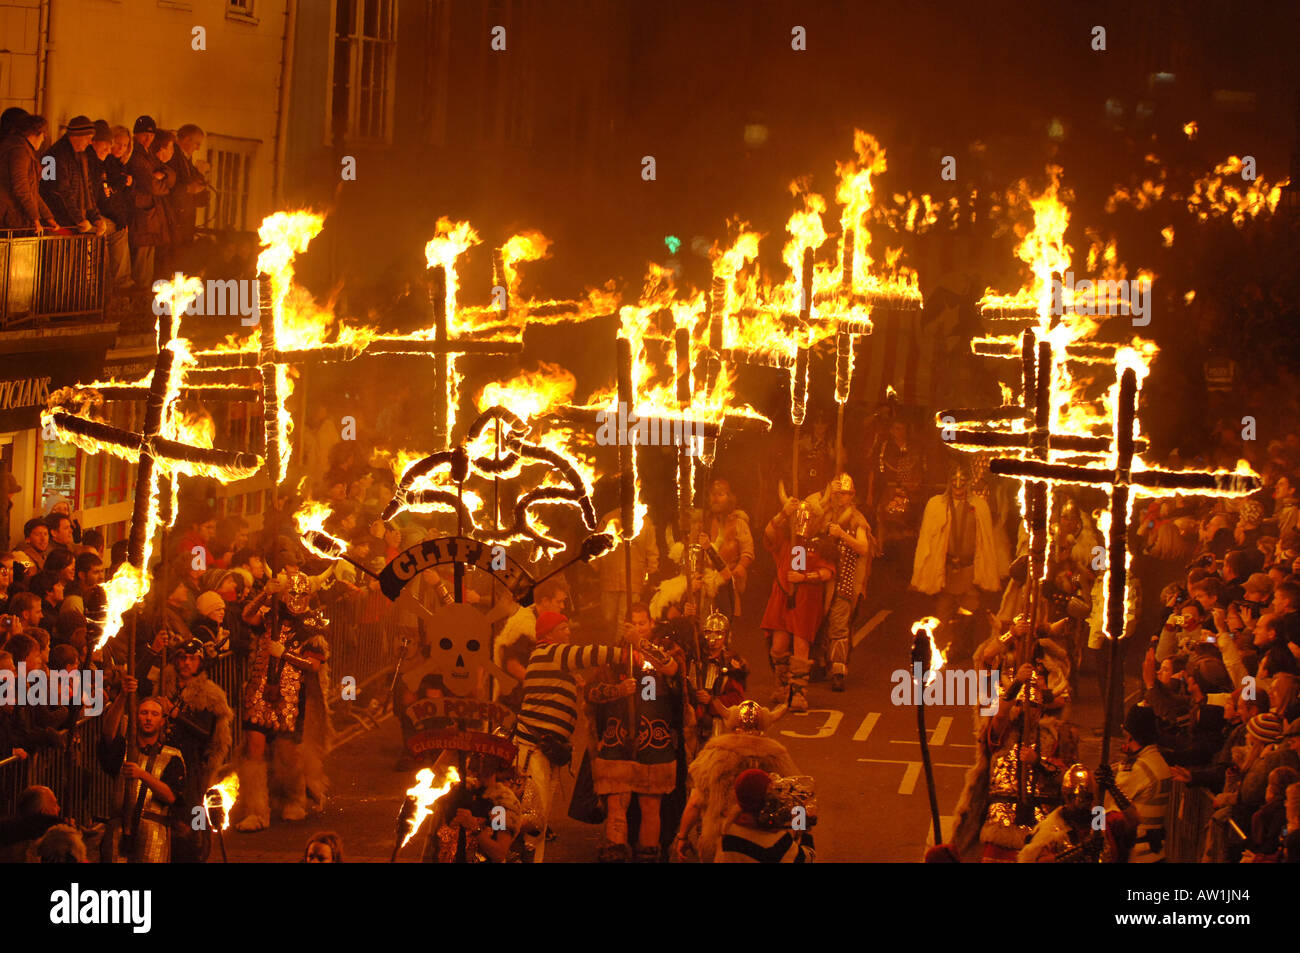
<box><xmin>813</xmin><ymin>472</ymin><xmax>877</xmax><ymax>692</ymax></box>
<box><xmin>492</xmin><ymin>577</ymin><xmax>570</xmax><ymax>712</ymax></box>
<box><xmin>688</xmin><ymin>611</ymin><xmax>749</xmax><ymax>745</ymax></box>
<box><xmin>675</xmin><ymin>699</ymin><xmax>800</xmax><ymax>863</ymax></box>
<box><xmin>158</xmin><ymin>637</ymin><xmax>233</xmax><ymax>862</ymax></box>
<box><xmin>585</xmin><ymin>602</ymin><xmax>694</xmax><ymax>862</ymax></box>
<box><xmin>422</xmin><ymin>747</ymin><xmax>524</xmax><ymax>863</ymax></box>
<box><xmin>760</xmin><ymin>496</ymin><xmax>833</xmax><ymax>712</ymax></box>
<box><xmin>98</xmin><ymin>680</ymin><xmax>186</xmax><ymax>863</ymax></box>
<box><xmin>716</xmin><ymin>768</ymin><xmax>818</xmax><ymax>863</ymax></box>
<box><xmin>691</xmin><ymin>478</ymin><xmax>755</xmax><ymax>620</ymax></box>
<box><xmin>511</xmin><ymin>610</ymin><xmax>635</xmax><ymax>863</ymax></box>
<box><xmin>949</xmin><ymin>647</ymin><xmax>1078</xmax><ymax>862</ymax></box>
<box><xmin>911</xmin><ymin>464</ymin><xmax>1001</xmax><ymax>661</ymax></box>
<box><xmin>1018</xmin><ymin>763</ymin><xmax>1139</xmax><ymax>862</ymax></box>
<box><xmin>233</xmin><ymin>569</ymin><xmax>331</xmax><ymax>832</ymax></box>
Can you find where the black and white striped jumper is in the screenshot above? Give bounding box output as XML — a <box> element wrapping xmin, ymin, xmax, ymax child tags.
<box><xmin>514</xmin><ymin>643</ymin><xmax>621</xmax><ymax>748</ymax></box>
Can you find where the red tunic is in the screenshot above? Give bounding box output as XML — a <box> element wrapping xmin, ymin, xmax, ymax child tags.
<box><xmin>759</xmin><ymin>528</ymin><xmax>830</xmax><ymax>640</ymax></box>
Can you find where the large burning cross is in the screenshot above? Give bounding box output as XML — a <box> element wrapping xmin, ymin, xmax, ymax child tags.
<box><xmin>43</xmin><ymin>277</ymin><xmax>263</xmax><ymax>645</ymax></box>
<box><xmin>944</xmin><ymin>343</ymin><xmax>1259</xmax><ymax>762</ymax></box>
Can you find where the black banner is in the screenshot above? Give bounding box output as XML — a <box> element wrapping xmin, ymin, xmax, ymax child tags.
<box><xmin>0</xmin><ymin>337</ymin><xmax>112</xmax><ymax>432</ymax></box>
<box><xmin>377</xmin><ymin>535</ymin><xmax>535</xmax><ymax>603</ymax></box>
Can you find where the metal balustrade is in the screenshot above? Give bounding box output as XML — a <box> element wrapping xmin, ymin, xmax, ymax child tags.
<box><xmin>0</xmin><ymin>229</ymin><xmax>107</xmax><ymax>328</ymax></box>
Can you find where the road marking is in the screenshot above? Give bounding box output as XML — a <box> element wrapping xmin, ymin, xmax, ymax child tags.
<box><xmin>852</xmin><ymin>610</ymin><xmax>890</xmax><ymax>647</ymax></box>
<box><xmin>926</xmin><ymin>816</ymin><xmax>955</xmax><ymax>847</ymax></box>
<box><xmin>930</xmin><ymin>715</ymin><xmax>952</xmax><ymax>746</ymax></box>
<box><xmin>852</xmin><ymin>712</ymin><xmax>880</xmax><ymax>742</ymax></box>
<box><xmin>890</xmin><ymin>739</ymin><xmax>977</xmax><ymax>748</ymax></box>
<box><xmin>858</xmin><ymin>757</ymin><xmax>972</xmax><ymax>769</ymax></box>
<box><xmin>899</xmin><ymin>761</ymin><xmax>921</xmax><ymax>794</ymax></box>
<box><xmin>779</xmin><ymin>709</ymin><xmax>843</xmax><ymax>739</ymax></box>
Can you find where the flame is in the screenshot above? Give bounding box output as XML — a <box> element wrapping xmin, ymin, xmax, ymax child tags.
<box><xmin>1183</xmin><ymin>120</ymin><xmax>1198</xmax><ymax>140</ymax></box>
<box><xmin>424</xmin><ymin>217</ymin><xmax>482</xmax><ymax>336</ymax></box>
<box><xmin>911</xmin><ymin>616</ymin><xmax>946</xmax><ymax>688</ymax></box>
<box><xmin>294</xmin><ymin>499</ymin><xmax>347</xmax><ymax>559</ymax></box>
<box><xmin>403</xmin><ymin>766</ymin><xmax>460</xmax><ymax>848</ymax></box>
<box><xmin>477</xmin><ymin>362</ymin><xmax>576</xmax><ymax>421</ymax></box>
<box><xmin>205</xmin><ymin>772</ymin><xmax>240</xmax><ymax>831</ymax></box>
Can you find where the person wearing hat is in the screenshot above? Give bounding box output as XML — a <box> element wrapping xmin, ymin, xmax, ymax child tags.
<box><xmin>815</xmin><ymin>471</ymin><xmax>877</xmax><ymax>692</ymax></box>
<box><xmin>84</xmin><ymin>120</ymin><xmax>134</xmax><ymax>290</ymax></box>
<box><xmin>1103</xmin><ymin>705</ymin><xmax>1172</xmax><ymax>863</ymax></box>
<box><xmin>40</xmin><ymin>115</ymin><xmax>106</xmax><ymax>236</ymax></box>
<box><xmin>191</xmin><ymin>590</ymin><xmax>228</xmax><ymax>648</ymax></box>
<box><xmin>715</xmin><ymin>768</ymin><xmax>816</xmax><ymax>863</ymax></box>
<box><xmin>511</xmin><ymin>609</ymin><xmax>633</xmax><ymax>862</ymax></box>
<box><xmin>126</xmin><ymin>114</ymin><xmax>174</xmax><ymax>286</ymax></box>
<box><xmin>156</xmin><ymin>636</ymin><xmax>232</xmax><ymax>862</ymax></box>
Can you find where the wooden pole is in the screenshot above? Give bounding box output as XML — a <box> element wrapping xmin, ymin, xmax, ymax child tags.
<box><xmin>429</xmin><ymin>265</ymin><xmax>449</xmax><ymax>451</ymax></box>
<box><xmin>1101</xmin><ymin>368</ymin><xmax>1137</xmax><ymax>767</ymax></box>
<box><xmin>616</xmin><ymin>336</ymin><xmax>637</xmax><ymax>731</ymax></box>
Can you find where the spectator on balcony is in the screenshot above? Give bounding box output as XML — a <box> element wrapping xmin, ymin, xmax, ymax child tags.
<box><xmin>127</xmin><ymin>116</ymin><xmax>174</xmax><ymax>287</ymax></box>
<box><xmin>101</xmin><ymin>126</ymin><xmax>134</xmax><ymax>232</ymax></box>
<box><xmin>0</xmin><ymin>113</ymin><xmax>58</xmax><ymax>233</ymax></box>
<box><xmin>54</xmin><ymin>119</ymin><xmax>134</xmax><ymax>293</ymax></box>
<box><xmin>167</xmin><ymin>124</ymin><xmax>209</xmax><ymax>269</ymax></box>
<box><xmin>17</xmin><ymin>517</ymin><xmax>50</xmax><ymax>571</ymax></box>
<box><xmin>0</xmin><ymin>107</ymin><xmax>28</xmax><ymax>140</ymax></box>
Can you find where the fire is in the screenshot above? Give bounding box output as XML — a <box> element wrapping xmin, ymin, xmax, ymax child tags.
<box><xmin>477</xmin><ymin>363</ymin><xmax>576</xmax><ymax>422</ymax></box>
<box><xmin>294</xmin><ymin>499</ymin><xmax>347</xmax><ymax>559</ymax></box>
<box><xmin>1183</xmin><ymin>120</ymin><xmax>1198</xmax><ymax>140</ymax></box>
<box><xmin>911</xmin><ymin>616</ymin><xmax>946</xmax><ymax>688</ymax></box>
<box><xmin>424</xmin><ymin>216</ymin><xmax>482</xmax><ymax>336</ymax></box>
<box><xmin>1187</xmin><ymin>157</ymin><xmax>1287</xmax><ymax>226</ymax></box>
<box><xmin>403</xmin><ymin>766</ymin><xmax>460</xmax><ymax>848</ymax></box>
<box><xmin>205</xmin><ymin>771</ymin><xmax>240</xmax><ymax>831</ymax></box>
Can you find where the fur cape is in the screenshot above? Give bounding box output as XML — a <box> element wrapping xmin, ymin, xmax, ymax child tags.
<box><xmin>159</xmin><ymin>668</ymin><xmax>234</xmax><ymax>795</ymax></box>
<box><xmin>1017</xmin><ymin>807</ymin><xmax>1071</xmax><ymax>863</ymax></box>
<box><xmin>494</xmin><ymin>605</ymin><xmax>535</xmax><ymax>671</ymax></box>
<box><xmin>687</xmin><ymin>731</ymin><xmax>799</xmax><ymax>863</ymax></box>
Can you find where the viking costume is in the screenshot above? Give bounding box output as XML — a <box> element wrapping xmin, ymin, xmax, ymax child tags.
<box><xmin>812</xmin><ymin>474</ymin><xmax>876</xmax><ymax>691</ymax></box>
<box><xmin>234</xmin><ymin>572</ymin><xmax>332</xmax><ymax>831</ymax></box>
<box><xmin>680</xmin><ymin>701</ymin><xmax>800</xmax><ymax>863</ymax></box>
<box><xmin>99</xmin><ymin>735</ymin><xmax>186</xmax><ymax>863</ymax></box>
<box><xmin>422</xmin><ymin>777</ymin><xmax>523</xmax><ymax>863</ymax></box>
<box><xmin>760</xmin><ymin>500</ymin><xmax>833</xmax><ymax>709</ymax></box>
<box><xmin>950</xmin><ymin>668</ymin><xmax>1077</xmax><ymax>862</ymax></box>
<box><xmin>689</xmin><ymin>612</ymin><xmax>748</xmax><ymax>744</ymax></box>
<box><xmin>160</xmin><ymin>647</ymin><xmax>233</xmax><ymax>861</ymax></box>
<box><xmin>692</xmin><ymin>479</ymin><xmax>755</xmax><ymax>619</ymax></box>
<box><xmin>1019</xmin><ymin>764</ymin><xmax>1136</xmax><ymax>863</ymax></box>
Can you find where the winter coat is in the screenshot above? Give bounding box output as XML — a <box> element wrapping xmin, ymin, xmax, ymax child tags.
<box><xmin>911</xmin><ymin>492</ymin><xmax>1000</xmax><ymax>594</ymax></box>
<box><xmin>99</xmin><ymin>152</ymin><xmax>134</xmax><ymax>228</ymax></box>
<box><xmin>0</xmin><ymin>133</ymin><xmax>55</xmax><ymax>229</ymax></box>
<box><xmin>40</xmin><ymin>135</ymin><xmax>101</xmax><ymax>227</ymax></box>
<box><xmin>126</xmin><ymin>146</ymin><xmax>175</xmax><ymax>247</ymax></box>
<box><xmin>165</xmin><ymin>149</ymin><xmax>206</xmax><ymax>244</ymax></box>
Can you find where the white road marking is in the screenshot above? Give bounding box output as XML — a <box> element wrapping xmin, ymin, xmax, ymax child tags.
<box><xmin>852</xmin><ymin>712</ymin><xmax>880</xmax><ymax>742</ymax></box>
<box><xmin>899</xmin><ymin>761</ymin><xmax>921</xmax><ymax>795</ymax></box>
<box><xmin>857</xmin><ymin>757</ymin><xmax>972</xmax><ymax>769</ymax></box>
<box><xmin>926</xmin><ymin>816</ymin><xmax>955</xmax><ymax>847</ymax></box>
<box><xmin>852</xmin><ymin>609</ymin><xmax>890</xmax><ymax>647</ymax></box>
<box><xmin>930</xmin><ymin>715</ymin><xmax>952</xmax><ymax>746</ymax></box>
<box><xmin>779</xmin><ymin>709</ymin><xmax>843</xmax><ymax>739</ymax></box>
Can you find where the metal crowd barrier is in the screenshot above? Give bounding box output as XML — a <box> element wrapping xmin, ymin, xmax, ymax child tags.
<box><xmin>0</xmin><ymin>229</ymin><xmax>107</xmax><ymax>328</ymax></box>
<box><xmin>1165</xmin><ymin>779</ymin><xmax>1215</xmax><ymax>863</ymax></box>
<box><xmin>0</xmin><ymin>593</ymin><xmax>402</xmax><ymax>829</ymax></box>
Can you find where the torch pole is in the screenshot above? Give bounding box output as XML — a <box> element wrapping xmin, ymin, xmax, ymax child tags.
<box><xmin>616</xmin><ymin>336</ymin><xmax>637</xmax><ymax>724</ymax></box>
<box><xmin>429</xmin><ymin>265</ymin><xmax>449</xmax><ymax>451</ymax></box>
<box><xmin>1100</xmin><ymin>369</ymin><xmax>1137</xmax><ymax>767</ymax></box>
<box><xmin>912</xmin><ymin>625</ymin><xmax>942</xmax><ymax>847</ymax></box>
<box><xmin>676</xmin><ymin>328</ymin><xmax>704</xmax><ymax>661</ymax></box>
<box><xmin>835</xmin><ymin>228</ymin><xmax>854</xmax><ymax>474</ymax></box>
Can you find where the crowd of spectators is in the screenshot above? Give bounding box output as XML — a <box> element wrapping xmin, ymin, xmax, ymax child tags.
<box><xmin>0</xmin><ymin>107</ymin><xmax>210</xmax><ymax>292</ymax></box>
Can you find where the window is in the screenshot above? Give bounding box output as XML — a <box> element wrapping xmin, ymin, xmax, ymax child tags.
<box><xmin>331</xmin><ymin>0</ymin><xmax>398</xmax><ymax>145</ymax></box>
<box><xmin>201</xmin><ymin>136</ymin><xmax>258</xmax><ymax>231</ymax></box>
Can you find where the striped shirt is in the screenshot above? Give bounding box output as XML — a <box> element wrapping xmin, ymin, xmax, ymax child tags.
<box><xmin>514</xmin><ymin>643</ymin><xmax>620</xmax><ymax>748</ymax></box>
<box><xmin>717</xmin><ymin>825</ymin><xmax>815</xmax><ymax>863</ymax></box>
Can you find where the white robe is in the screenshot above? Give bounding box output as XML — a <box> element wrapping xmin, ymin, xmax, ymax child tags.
<box><xmin>910</xmin><ymin>492</ymin><xmax>1000</xmax><ymax>595</ymax></box>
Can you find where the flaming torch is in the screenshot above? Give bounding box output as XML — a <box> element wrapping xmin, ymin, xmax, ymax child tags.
<box><xmin>910</xmin><ymin>617</ymin><xmax>946</xmax><ymax>848</ymax></box>
<box><xmin>204</xmin><ymin>771</ymin><xmax>239</xmax><ymax>863</ymax></box>
<box><xmin>392</xmin><ymin>766</ymin><xmax>459</xmax><ymax>861</ymax></box>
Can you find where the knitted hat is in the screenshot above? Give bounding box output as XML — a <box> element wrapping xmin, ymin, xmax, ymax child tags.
<box><xmin>1247</xmin><ymin>712</ymin><xmax>1284</xmax><ymax>745</ymax></box>
<box><xmin>535</xmin><ymin>611</ymin><xmax>568</xmax><ymax>641</ymax></box>
<box><xmin>66</xmin><ymin>115</ymin><xmax>94</xmax><ymax>136</ymax></box>
<box><xmin>1123</xmin><ymin>704</ymin><xmax>1159</xmax><ymax>746</ymax></box>
<box><xmin>196</xmin><ymin>590</ymin><xmax>225</xmax><ymax>619</ymax></box>
<box><xmin>734</xmin><ymin>768</ymin><xmax>771</xmax><ymax>814</ymax></box>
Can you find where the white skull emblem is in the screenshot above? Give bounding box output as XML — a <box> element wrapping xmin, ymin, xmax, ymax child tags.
<box><xmin>428</xmin><ymin>603</ymin><xmax>494</xmax><ymax>697</ymax></box>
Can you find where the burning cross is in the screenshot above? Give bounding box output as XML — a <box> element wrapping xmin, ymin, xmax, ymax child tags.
<box><xmin>945</xmin><ymin>345</ymin><xmax>1259</xmax><ymax>762</ymax></box>
<box><xmin>43</xmin><ymin>276</ymin><xmax>263</xmax><ymax>645</ymax></box>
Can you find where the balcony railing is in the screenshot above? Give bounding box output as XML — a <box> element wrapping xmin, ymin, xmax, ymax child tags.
<box><xmin>0</xmin><ymin>229</ymin><xmax>107</xmax><ymax>330</ymax></box>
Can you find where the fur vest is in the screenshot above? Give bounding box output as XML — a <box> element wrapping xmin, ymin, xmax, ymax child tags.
<box><xmin>159</xmin><ymin>668</ymin><xmax>234</xmax><ymax>793</ymax></box>
<box><xmin>687</xmin><ymin>731</ymin><xmax>799</xmax><ymax>863</ymax></box>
